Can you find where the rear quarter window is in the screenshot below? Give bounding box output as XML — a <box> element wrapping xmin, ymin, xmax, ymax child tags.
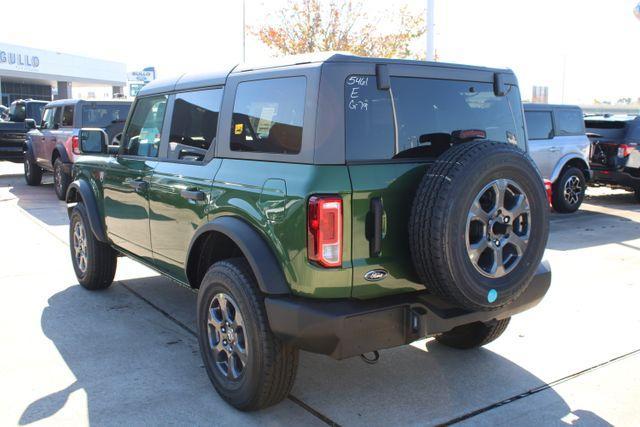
<box><xmin>554</xmin><ymin>109</ymin><xmax>585</xmax><ymax>136</ymax></box>
<box><xmin>230</xmin><ymin>77</ymin><xmax>306</xmax><ymax>154</ymax></box>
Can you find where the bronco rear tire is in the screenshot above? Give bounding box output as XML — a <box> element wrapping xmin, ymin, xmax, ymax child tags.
<box><xmin>552</xmin><ymin>167</ymin><xmax>585</xmax><ymax>213</ymax></box>
<box><xmin>54</xmin><ymin>158</ymin><xmax>71</xmax><ymax>200</ymax></box>
<box><xmin>69</xmin><ymin>203</ymin><xmax>117</xmax><ymax>290</ymax></box>
<box><xmin>410</xmin><ymin>141</ymin><xmax>549</xmax><ymax>311</ymax></box>
<box><xmin>435</xmin><ymin>318</ymin><xmax>511</xmax><ymax>349</ymax></box>
<box><xmin>197</xmin><ymin>258</ymin><xmax>298</xmax><ymax>411</ymax></box>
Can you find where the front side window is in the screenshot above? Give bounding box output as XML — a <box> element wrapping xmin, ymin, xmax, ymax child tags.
<box><xmin>121</xmin><ymin>95</ymin><xmax>168</xmax><ymax>157</ymax></box>
<box><xmin>61</xmin><ymin>105</ymin><xmax>74</xmax><ymax>127</ymax></box>
<box><xmin>555</xmin><ymin>109</ymin><xmax>584</xmax><ymax>136</ymax></box>
<box><xmin>345</xmin><ymin>75</ymin><xmax>526</xmax><ymax>161</ymax></box>
<box><xmin>525</xmin><ymin>111</ymin><xmax>553</xmax><ymax>140</ymax></box>
<box><xmin>82</xmin><ymin>104</ymin><xmax>130</xmax><ymax>128</ymax></box>
<box><xmin>41</xmin><ymin>108</ymin><xmax>54</xmax><ymax>129</ymax></box>
<box><xmin>231</xmin><ymin>77</ymin><xmax>306</xmax><ymax>154</ymax></box>
<box><xmin>168</xmin><ymin>88</ymin><xmax>223</xmax><ymax>161</ymax></box>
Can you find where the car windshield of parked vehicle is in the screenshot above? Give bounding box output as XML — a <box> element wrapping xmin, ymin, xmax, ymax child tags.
<box><xmin>82</xmin><ymin>104</ymin><xmax>130</xmax><ymax>128</ymax></box>
<box><xmin>345</xmin><ymin>76</ymin><xmax>526</xmax><ymax>161</ymax></box>
<box><xmin>230</xmin><ymin>77</ymin><xmax>306</xmax><ymax>154</ymax></box>
<box><xmin>26</xmin><ymin>103</ymin><xmax>45</xmax><ymax>124</ymax></box>
<box><xmin>525</xmin><ymin>111</ymin><xmax>553</xmax><ymax>140</ymax></box>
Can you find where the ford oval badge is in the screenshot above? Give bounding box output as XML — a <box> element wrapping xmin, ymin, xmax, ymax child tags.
<box><xmin>364</xmin><ymin>269</ymin><xmax>388</xmax><ymax>282</ymax></box>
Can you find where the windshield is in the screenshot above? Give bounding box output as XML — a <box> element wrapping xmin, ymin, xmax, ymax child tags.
<box><xmin>345</xmin><ymin>75</ymin><xmax>526</xmax><ymax>161</ymax></box>
<box><xmin>81</xmin><ymin>104</ymin><xmax>131</xmax><ymax>128</ymax></box>
<box><xmin>26</xmin><ymin>103</ymin><xmax>45</xmax><ymax>124</ymax></box>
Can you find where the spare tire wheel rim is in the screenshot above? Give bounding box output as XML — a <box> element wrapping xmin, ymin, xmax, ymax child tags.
<box><xmin>564</xmin><ymin>175</ymin><xmax>581</xmax><ymax>205</ymax></box>
<box><xmin>207</xmin><ymin>293</ymin><xmax>248</xmax><ymax>381</ymax></box>
<box><xmin>466</xmin><ymin>178</ymin><xmax>530</xmax><ymax>279</ymax></box>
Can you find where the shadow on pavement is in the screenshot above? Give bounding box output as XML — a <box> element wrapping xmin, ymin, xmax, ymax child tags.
<box><xmin>20</xmin><ymin>276</ymin><xmax>613</xmax><ymax>426</ymax></box>
<box><xmin>7</xmin><ymin>177</ymin><xmax>69</xmax><ymax>227</ymax></box>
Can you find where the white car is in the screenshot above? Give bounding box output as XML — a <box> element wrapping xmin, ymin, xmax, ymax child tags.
<box><xmin>524</xmin><ymin>103</ymin><xmax>591</xmax><ymax>213</ymax></box>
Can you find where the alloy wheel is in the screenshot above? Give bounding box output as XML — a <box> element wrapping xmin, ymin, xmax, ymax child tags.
<box><xmin>563</xmin><ymin>175</ymin><xmax>582</xmax><ymax>205</ymax></box>
<box><xmin>466</xmin><ymin>179</ymin><xmax>531</xmax><ymax>278</ymax></box>
<box><xmin>207</xmin><ymin>293</ymin><xmax>248</xmax><ymax>380</ymax></box>
<box><xmin>72</xmin><ymin>220</ymin><xmax>88</xmax><ymax>273</ymax></box>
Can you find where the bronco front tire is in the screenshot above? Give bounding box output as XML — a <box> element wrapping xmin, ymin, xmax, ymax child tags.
<box><xmin>69</xmin><ymin>203</ymin><xmax>117</xmax><ymax>290</ymax></box>
<box><xmin>197</xmin><ymin>258</ymin><xmax>298</xmax><ymax>411</ymax></box>
<box><xmin>24</xmin><ymin>154</ymin><xmax>42</xmax><ymax>186</ymax></box>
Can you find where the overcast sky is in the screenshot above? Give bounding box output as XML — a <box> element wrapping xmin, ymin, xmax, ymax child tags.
<box><xmin>4</xmin><ymin>0</ymin><xmax>639</xmax><ymax>104</ymax></box>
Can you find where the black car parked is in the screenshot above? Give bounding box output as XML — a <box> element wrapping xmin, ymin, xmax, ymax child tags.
<box><xmin>586</xmin><ymin>114</ymin><xmax>640</xmax><ymax>201</ymax></box>
<box><xmin>0</xmin><ymin>99</ymin><xmax>48</xmax><ymax>162</ymax></box>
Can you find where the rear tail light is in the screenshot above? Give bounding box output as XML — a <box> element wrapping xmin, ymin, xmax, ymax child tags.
<box><xmin>307</xmin><ymin>195</ymin><xmax>343</xmax><ymax>268</ymax></box>
<box><xmin>618</xmin><ymin>144</ymin><xmax>633</xmax><ymax>157</ymax></box>
<box><xmin>71</xmin><ymin>135</ymin><xmax>79</xmax><ymax>154</ymax></box>
<box><xmin>543</xmin><ymin>179</ymin><xmax>553</xmax><ymax>207</ymax></box>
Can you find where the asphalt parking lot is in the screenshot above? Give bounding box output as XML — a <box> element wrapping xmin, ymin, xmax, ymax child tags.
<box><xmin>1</xmin><ymin>161</ymin><xmax>639</xmax><ymax>426</ymax></box>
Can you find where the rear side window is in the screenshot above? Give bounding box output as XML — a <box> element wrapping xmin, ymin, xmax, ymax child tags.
<box><xmin>122</xmin><ymin>95</ymin><xmax>168</xmax><ymax>157</ymax></box>
<box><xmin>168</xmin><ymin>88</ymin><xmax>222</xmax><ymax>162</ymax></box>
<box><xmin>525</xmin><ymin>111</ymin><xmax>553</xmax><ymax>140</ymax></box>
<box><xmin>82</xmin><ymin>104</ymin><xmax>130</xmax><ymax>128</ymax></box>
<box><xmin>345</xmin><ymin>76</ymin><xmax>526</xmax><ymax>161</ymax></box>
<box><xmin>61</xmin><ymin>105</ymin><xmax>74</xmax><ymax>127</ymax></box>
<box><xmin>554</xmin><ymin>109</ymin><xmax>584</xmax><ymax>136</ymax></box>
<box><xmin>230</xmin><ymin>77</ymin><xmax>306</xmax><ymax>154</ymax></box>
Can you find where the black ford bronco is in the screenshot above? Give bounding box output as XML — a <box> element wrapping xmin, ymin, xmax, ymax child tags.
<box><xmin>67</xmin><ymin>53</ymin><xmax>551</xmax><ymax>411</ymax></box>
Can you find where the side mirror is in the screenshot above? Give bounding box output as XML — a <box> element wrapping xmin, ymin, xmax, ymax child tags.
<box><xmin>77</xmin><ymin>128</ymin><xmax>109</xmax><ymax>155</ymax></box>
<box><xmin>493</xmin><ymin>73</ymin><xmax>507</xmax><ymax>97</ymax></box>
<box><xmin>25</xmin><ymin>119</ymin><xmax>37</xmax><ymax>130</ymax></box>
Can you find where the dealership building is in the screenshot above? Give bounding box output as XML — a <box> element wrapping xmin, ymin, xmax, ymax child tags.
<box><xmin>0</xmin><ymin>42</ymin><xmax>127</xmax><ymax>106</ymax></box>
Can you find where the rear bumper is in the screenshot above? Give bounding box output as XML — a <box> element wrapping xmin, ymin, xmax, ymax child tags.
<box><xmin>266</xmin><ymin>261</ymin><xmax>552</xmax><ymax>359</ymax></box>
<box><xmin>592</xmin><ymin>168</ymin><xmax>640</xmax><ymax>190</ymax></box>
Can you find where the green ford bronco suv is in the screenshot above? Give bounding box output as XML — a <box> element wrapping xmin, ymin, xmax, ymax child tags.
<box><xmin>66</xmin><ymin>53</ymin><xmax>551</xmax><ymax>411</ymax></box>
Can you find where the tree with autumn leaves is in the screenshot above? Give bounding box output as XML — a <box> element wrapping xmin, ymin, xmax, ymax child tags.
<box><xmin>253</xmin><ymin>0</ymin><xmax>426</xmax><ymax>59</ymax></box>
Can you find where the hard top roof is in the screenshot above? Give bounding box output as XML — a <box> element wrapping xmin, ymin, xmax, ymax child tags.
<box><xmin>45</xmin><ymin>99</ymin><xmax>132</xmax><ymax>108</ymax></box>
<box><xmin>523</xmin><ymin>103</ymin><xmax>582</xmax><ymax>111</ymax></box>
<box><xmin>138</xmin><ymin>52</ymin><xmax>515</xmax><ymax>97</ymax></box>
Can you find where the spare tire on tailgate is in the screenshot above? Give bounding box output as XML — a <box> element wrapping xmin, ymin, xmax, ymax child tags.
<box><xmin>409</xmin><ymin>140</ymin><xmax>549</xmax><ymax>311</ymax></box>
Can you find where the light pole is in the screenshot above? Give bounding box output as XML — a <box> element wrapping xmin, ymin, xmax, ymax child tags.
<box><xmin>426</xmin><ymin>0</ymin><xmax>435</xmax><ymax>61</ymax></box>
<box><xmin>242</xmin><ymin>0</ymin><xmax>246</xmax><ymax>62</ymax></box>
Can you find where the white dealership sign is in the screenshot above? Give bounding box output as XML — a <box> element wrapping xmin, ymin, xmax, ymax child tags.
<box><xmin>0</xmin><ymin>42</ymin><xmax>126</xmax><ymax>85</ymax></box>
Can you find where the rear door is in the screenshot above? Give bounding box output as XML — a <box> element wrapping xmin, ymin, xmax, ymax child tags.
<box><xmin>524</xmin><ymin>109</ymin><xmax>555</xmax><ymax>179</ymax></box>
<box><xmin>345</xmin><ymin>67</ymin><xmax>527</xmax><ymax>299</ymax></box>
<box><xmin>552</xmin><ymin>108</ymin><xmax>589</xmax><ymax>171</ymax></box>
<box><xmin>102</xmin><ymin>95</ymin><xmax>167</xmax><ymax>261</ymax></box>
<box><xmin>148</xmin><ymin>88</ymin><xmax>224</xmax><ymax>281</ymax></box>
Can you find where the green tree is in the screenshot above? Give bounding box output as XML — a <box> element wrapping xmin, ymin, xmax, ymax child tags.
<box><xmin>253</xmin><ymin>0</ymin><xmax>426</xmax><ymax>59</ymax></box>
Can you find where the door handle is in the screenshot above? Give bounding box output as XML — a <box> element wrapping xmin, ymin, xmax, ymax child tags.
<box><xmin>128</xmin><ymin>179</ymin><xmax>148</xmax><ymax>192</ymax></box>
<box><xmin>180</xmin><ymin>189</ymin><xmax>206</xmax><ymax>201</ymax></box>
<box><xmin>369</xmin><ymin>197</ymin><xmax>384</xmax><ymax>257</ymax></box>
<box><xmin>548</xmin><ymin>147</ymin><xmax>560</xmax><ymax>152</ymax></box>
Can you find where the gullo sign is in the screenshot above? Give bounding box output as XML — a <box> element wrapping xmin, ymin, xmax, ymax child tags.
<box><xmin>0</xmin><ymin>50</ymin><xmax>40</xmax><ymax>69</ymax></box>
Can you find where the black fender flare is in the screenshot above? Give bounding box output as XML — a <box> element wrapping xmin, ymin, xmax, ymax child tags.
<box><xmin>188</xmin><ymin>216</ymin><xmax>291</xmax><ymax>295</ymax></box>
<box><xmin>24</xmin><ymin>139</ymin><xmax>35</xmax><ymax>161</ymax></box>
<box><xmin>66</xmin><ymin>179</ymin><xmax>108</xmax><ymax>243</ymax></box>
<box><xmin>54</xmin><ymin>143</ymin><xmax>71</xmax><ymax>164</ymax></box>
